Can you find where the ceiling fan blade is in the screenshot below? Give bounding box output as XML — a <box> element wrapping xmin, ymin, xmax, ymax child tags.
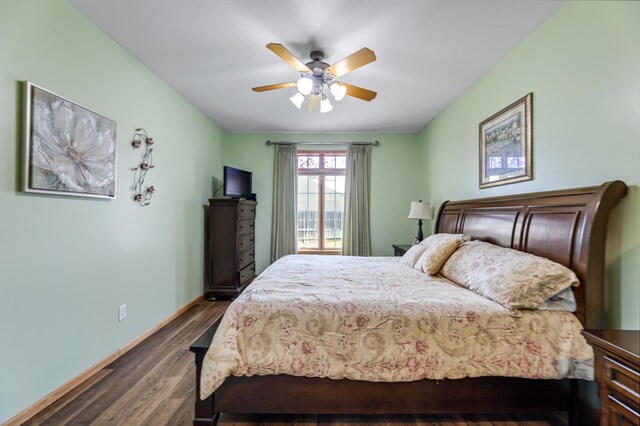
<box><xmin>266</xmin><ymin>43</ymin><xmax>310</xmax><ymax>73</ymax></box>
<box><xmin>326</xmin><ymin>48</ymin><xmax>376</xmax><ymax>77</ymax></box>
<box><xmin>252</xmin><ymin>82</ymin><xmax>296</xmax><ymax>92</ymax></box>
<box><xmin>341</xmin><ymin>82</ymin><xmax>377</xmax><ymax>102</ymax></box>
<box><xmin>307</xmin><ymin>95</ymin><xmax>320</xmax><ymax>112</ymax></box>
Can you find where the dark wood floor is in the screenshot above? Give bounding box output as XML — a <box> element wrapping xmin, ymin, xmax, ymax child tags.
<box><xmin>25</xmin><ymin>301</ymin><xmax>568</xmax><ymax>426</ymax></box>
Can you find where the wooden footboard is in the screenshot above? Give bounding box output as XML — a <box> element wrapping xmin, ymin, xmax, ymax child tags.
<box><xmin>214</xmin><ymin>375</ymin><xmax>572</xmax><ymax>414</ymax></box>
<box><xmin>190</xmin><ymin>319</ymin><xmax>221</xmax><ymax>425</ymax></box>
<box><xmin>191</xmin><ymin>320</ymin><xmax>578</xmax><ymax>424</ymax></box>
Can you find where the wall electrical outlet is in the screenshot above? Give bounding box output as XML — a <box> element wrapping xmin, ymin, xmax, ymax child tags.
<box><xmin>118</xmin><ymin>304</ymin><xmax>127</xmax><ymax>321</ymax></box>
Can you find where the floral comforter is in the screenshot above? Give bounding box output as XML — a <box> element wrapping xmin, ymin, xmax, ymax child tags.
<box><xmin>200</xmin><ymin>255</ymin><xmax>593</xmax><ymax>399</ymax></box>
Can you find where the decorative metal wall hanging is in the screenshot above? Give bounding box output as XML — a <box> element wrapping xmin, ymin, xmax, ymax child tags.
<box><xmin>130</xmin><ymin>128</ymin><xmax>155</xmax><ymax>206</ymax></box>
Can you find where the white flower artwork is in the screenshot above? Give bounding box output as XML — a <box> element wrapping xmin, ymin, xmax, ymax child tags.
<box><xmin>24</xmin><ymin>82</ymin><xmax>117</xmax><ymax>198</ymax></box>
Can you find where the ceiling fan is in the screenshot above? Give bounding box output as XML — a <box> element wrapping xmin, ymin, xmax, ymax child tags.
<box><xmin>252</xmin><ymin>43</ymin><xmax>377</xmax><ymax>113</ymax></box>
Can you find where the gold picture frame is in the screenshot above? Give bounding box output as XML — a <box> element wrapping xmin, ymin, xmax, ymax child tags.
<box><xmin>479</xmin><ymin>93</ymin><xmax>532</xmax><ymax>188</ymax></box>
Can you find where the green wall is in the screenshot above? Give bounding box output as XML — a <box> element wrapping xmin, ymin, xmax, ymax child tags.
<box><xmin>224</xmin><ymin>133</ymin><xmax>420</xmax><ymax>273</ymax></box>
<box><xmin>0</xmin><ymin>0</ymin><xmax>224</xmax><ymax>422</ymax></box>
<box><xmin>417</xmin><ymin>1</ymin><xmax>640</xmax><ymax>330</ymax></box>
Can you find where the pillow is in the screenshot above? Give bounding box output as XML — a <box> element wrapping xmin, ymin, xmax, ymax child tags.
<box><xmin>398</xmin><ymin>244</ymin><xmax>428</xmax><ymax>268</ymax></box>
<box><xmin>414</xmin><ymin>233</ymin><xmax>467</xmax><ymax>274</ymax></box>
<box><xmin>538</xmin><ymin>287</ymin><xmax>577</xmax><ymax>312</ymax></box>
<box><xmin>440</xmin><ymin>241</ymin><xmax>579</xmax><ymax>310</ymax></box>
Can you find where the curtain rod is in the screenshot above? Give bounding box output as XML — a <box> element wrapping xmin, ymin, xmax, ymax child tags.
<box><xmin>266</xmin><ymin>140</ymin><xmax>380</xmax><ymax>147</ymax></box>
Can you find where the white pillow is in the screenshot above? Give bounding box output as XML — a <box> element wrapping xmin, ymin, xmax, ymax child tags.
<box><xmin>398</xmin><ymin>244</ymin><xmax>428</xmax><ymax>268</ymax></box>
<box><xmin>538</xmin><ymin>287</ymin><xmax>577</xmax><ymax>312</ymax></box>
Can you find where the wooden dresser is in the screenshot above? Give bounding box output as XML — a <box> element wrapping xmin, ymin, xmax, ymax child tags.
<box><xmin>582</xmin><ymin>329</ymin><xmax>640</xmax><ymax>426</ymax></box>
<box><xmin>206</xmin><ymin>198</ymin><xmax>257</xmax><ymax>299</ymax></box>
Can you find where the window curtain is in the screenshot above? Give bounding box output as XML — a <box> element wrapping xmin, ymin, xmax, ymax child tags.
<box><xmin>342</xmin><ymin>144</ymin><xmax>372</xmax><ymax>256</ymax></box>
<box><xmin>271</xmin><ymin>144</ymin><xmax>298</xmax><ymax>262</ymax></box>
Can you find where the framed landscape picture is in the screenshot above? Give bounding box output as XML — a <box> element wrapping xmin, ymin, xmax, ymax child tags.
<box><xmin>479</xmin><ymin>93</ymin><xmax>532</xmax><ymax>188</ymax></box>
<box><xmin>23</xmin><ymin>81</ymin><xmax>117</xmax><ymax>198</ymax></box>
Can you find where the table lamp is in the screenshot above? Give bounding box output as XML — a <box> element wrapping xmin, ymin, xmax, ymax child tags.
<box><xmin>408</xmin><ymin>200</ymin><xmax>432</xmax><ymax>243</ymax></box>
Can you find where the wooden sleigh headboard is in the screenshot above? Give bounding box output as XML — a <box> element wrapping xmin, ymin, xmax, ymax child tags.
<box><xmin>435</xmin><ymin>180</ymin><xmax>627</xmax><ymax>328</ymax></box>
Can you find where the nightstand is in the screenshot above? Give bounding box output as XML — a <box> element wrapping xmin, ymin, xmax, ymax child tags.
<box><xmin>392</xmin><ymin>244</ymin><xmax>412</xmax><ymax>257</ymax></box>
<box><xmin>581</xmin><ymin>329</ymin><xmax>640</xmax><ymax>426</ymax></box>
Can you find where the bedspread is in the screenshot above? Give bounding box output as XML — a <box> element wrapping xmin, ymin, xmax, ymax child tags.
<box><xmin>200</xmin><ymin>255</ymin><xmax>593</xmax><ymax>398</ymax></box>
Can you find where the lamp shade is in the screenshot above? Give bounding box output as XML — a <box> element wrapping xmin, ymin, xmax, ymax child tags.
<box><xmin>320</xmin><ymin>97</ymin><xmax>333</xmax><ymax>113</ymax></box>
<box><xmin>408</xmin><ymin>200</ymin><xmax>432</xmax><ymax>220</ymax></box>
<box><xmin>297</xmin><ymin>77</ymin><xmax>313</xmax><ymax>95</ymax></box>
<box><xmin>289</xmin><ymin>92</ymin><xmax>305</xmax><ymax>109</ymax></box>
<box><xmin>330</xmin><ymin>82</ymin><xmax>347</xmax><ymax>101</ymax></box>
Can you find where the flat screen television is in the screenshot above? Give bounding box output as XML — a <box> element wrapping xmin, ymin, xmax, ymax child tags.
<box><xmin>223</xmin><ymin>166</ymin><xmax>252</xmax><ymax>199</ymax></box>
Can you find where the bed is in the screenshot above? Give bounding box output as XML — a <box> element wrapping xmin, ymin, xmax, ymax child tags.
<box><xmin>190</xmin><ymin>180</ymin><xmax>627</xmax><ymax>425</ymax></box>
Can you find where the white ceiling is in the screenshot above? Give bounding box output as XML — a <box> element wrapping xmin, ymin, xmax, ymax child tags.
<box><xmin>69</xmin><ymin>0</ymin><xmax>562</xmax><ymax>133</ymax></box>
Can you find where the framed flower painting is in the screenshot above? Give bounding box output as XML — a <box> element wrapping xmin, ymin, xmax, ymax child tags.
<box><xmin>23</xmin><ymin>81</ymin><xmax>117</xmax><ymax>198</ymax></box>
<box><xmin>479</xmin><ymin>93</ymin><xmax>532</xmax><ymax>189</ymax></box>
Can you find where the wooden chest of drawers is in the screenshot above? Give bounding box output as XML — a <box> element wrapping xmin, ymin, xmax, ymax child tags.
<box><xmin>206</xmin><ymin>199</ymin><xmax>257</xmax><ymax>299</ymax></box>
<box><xmin>582</xmin><ymin>329</ymin><xmax>640</xmax><ymax>426</ymax></box>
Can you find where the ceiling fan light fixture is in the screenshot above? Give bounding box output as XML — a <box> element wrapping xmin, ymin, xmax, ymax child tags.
<box><xmin>253</xmin><ymin>44</ymin><xmax>377</xmax><ymax>112</ymax></box>
<box><xmin>320</xmin><ymin>97</ymin><xmax>333</xmax><ymax>113</ymax></box>
<box><xmin>330</xmin><ymin>82</ymin><xmax>347</xmax><ymax>101</ymax></box>
<box><xmin>289</xmin><ymin>92</ymin><xmax>305</xmax><ymax>109</ymax></box>
<box><xmin>296</xmin><ymin>76</ymin><xmax>313</xmax><ymax>96</ymax></box>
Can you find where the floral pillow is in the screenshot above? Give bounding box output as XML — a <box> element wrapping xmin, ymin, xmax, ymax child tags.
<box><xmin>414</xmin><ymin>233</ymin><xmax>468</xmax><ymax>275</ymax></box>
<box><xmin>399</xmin><ymin>244</ymin><xmax>428</xmax><ymax>268</ymax></box>
<box><xmin>440</xmin><ymin>241</ymin><xmax>579</xmax><ymax>310</ymax></box>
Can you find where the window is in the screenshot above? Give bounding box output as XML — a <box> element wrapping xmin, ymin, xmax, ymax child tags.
<box><xmin>297</xmin><ymin>151</ymin><xmax>346</xmax><ymax>254</ymax></box>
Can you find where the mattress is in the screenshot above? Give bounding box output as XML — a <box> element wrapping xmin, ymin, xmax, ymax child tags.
<box><xmin>200</xmin><ymin>255</ymin><xmax>593</xmax><ymax>399</ymax></box>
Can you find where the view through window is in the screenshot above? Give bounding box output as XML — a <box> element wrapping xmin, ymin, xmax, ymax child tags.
<box><xmin>297</xmin><ymin>151</ymin><xmax>346</xmax><ymax>253</ymax></box>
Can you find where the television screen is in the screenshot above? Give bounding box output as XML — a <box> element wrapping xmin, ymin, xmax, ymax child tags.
<box><xmin>223</xmin><ymin>166</ymin><xmax>252</xmax><ymax>198</ymax></box>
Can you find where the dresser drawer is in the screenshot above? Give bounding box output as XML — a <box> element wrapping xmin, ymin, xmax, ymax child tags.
<box><xmin>239</xmin><ymin>233</ymin><xmax>255</xmax><ymax>251</ymax></box>
<box><xmin>604</xmin><ymin>355</ymin><xmax>640</xmax><ymax>407</ymax></box>
<box><xmin>239</xmin><ymin>248</ymin><xmax>255</xmax><ymax>270</ymax></box>
<box><xmin>239</xmin><ymin>262</ymin><xmax>255</xmax><ymax>285</ymax></box>
<box><xmin>238</xmin><ymin>220</ymin><xmax>255</xmax><ymax>235</ymax></box>
<box><xmin>239</xmin><ymin>204</ymin><xmax>256</xmax><ymax>219</ymax></box>
<box><xmin>606</xmin><ymin>394</ymin><xmax>639</xmax><ymax>426</ymax></box>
